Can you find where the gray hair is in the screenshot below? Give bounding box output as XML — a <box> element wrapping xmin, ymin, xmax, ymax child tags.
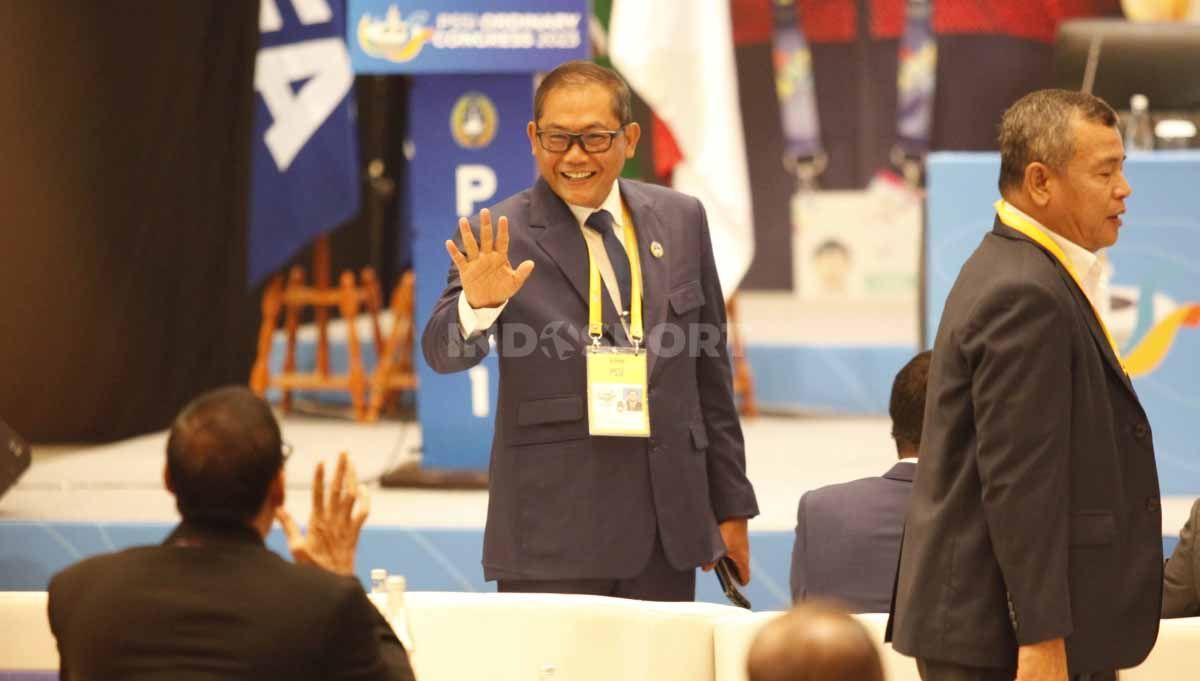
<box><xmin>534</xmin><ymin>60</ymin><xmax>633</xmax><ymax>126</ymax></box>
<box><xmin>998</xmin><ymin>89</ymin><xmax>1118</xmax><ymax>192</ymax></box>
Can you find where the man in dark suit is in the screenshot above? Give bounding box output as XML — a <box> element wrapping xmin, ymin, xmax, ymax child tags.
<box><xmin>790</xmin><ymin>351</ymin><xmax>930</xmax><ymax>612</ymax></box>
<box><xmin>889</xmin><ymin>89</ymin><xmax>1162</xmax><ymax>681</ymax></box>
<box><xmin>1163</xmin><ymin>497</ymin><xmax>1200</xmax><ymax>617</ymax></box>
<box><xmin>422</xmin><ymin>60</ymin><xmax>758</xmax><ymax>601</ymax></box>
<box><xmin>48</xmin><ymin>386</ymin><xmax>415</xmax><ymax>681</ymax></box>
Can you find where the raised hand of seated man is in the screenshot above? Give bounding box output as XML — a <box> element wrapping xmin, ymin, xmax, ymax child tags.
<box><xmin>277</xmin><ymin>451</ymin><xmax>370</xmax><ymax>577</ymax></box>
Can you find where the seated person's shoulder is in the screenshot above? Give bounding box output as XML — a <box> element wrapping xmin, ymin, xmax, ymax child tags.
<box><xmin>803</xmin><ymin>475</ymin><xmax>891</xmax><ymax>505</ymax></box>
<box><xmin>50</xmin><ymin>545</ymin><xmax>162</xmax><ymax>593</ymax></box>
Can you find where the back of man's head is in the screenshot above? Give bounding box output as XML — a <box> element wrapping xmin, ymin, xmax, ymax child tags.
<box><xmin>746</xmin><ymin>601</ymin><xmax>885</xmax><ymax>681</ymax></box>
<box><xmin>889</xmin><ymin>350</ymin><xmax>931</xmax><ymax>458</ymax></box>
<box><xmin>165</xmin><ymin>386</ymin><xmax>283</xmax><ymax>525</ymax></box>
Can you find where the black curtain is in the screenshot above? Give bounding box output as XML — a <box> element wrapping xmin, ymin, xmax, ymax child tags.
<box><xmin>0</xmin><ymin>2</ymin><xmax>260</xmax><ymax>442</ymax></box>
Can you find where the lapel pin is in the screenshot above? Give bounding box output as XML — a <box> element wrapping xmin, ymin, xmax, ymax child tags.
<box><xmin>650</xmin><ymin>241</ymin><xmax>664</xmax><ymax>258</ymax></box>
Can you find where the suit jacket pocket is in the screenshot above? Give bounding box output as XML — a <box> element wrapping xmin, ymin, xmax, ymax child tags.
<box><xmin>510</xmin><ymin>395</ymin><xmax>588</xmax><ymax>446</ymax></box>
<box><xmin>518</xmin><ymin>395</ymin><xmax>583</xmax><ymax>426</ymax></box>
<box><xmin>1070</xmin><ymin>510</ymin><xmax>1115</xmax><ymax>546</ymax></box>
<box><xmin>669</xmin><ymin>280</ymin><xmax>705</xmax><ymax>316</ymax></box>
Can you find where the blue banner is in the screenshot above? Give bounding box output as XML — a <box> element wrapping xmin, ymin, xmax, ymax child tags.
<box><xmin>410</xmin><ymin>75</ymin><xmax>536</xmax><ymax>470</ymax></box>
<box><xmin>348</xmin><ymin>0</ymin><xmax>588</xmax><ymax>74</ymax></box>
<box><xmin>250</xmin><ymin>0</ymin><xmax>360</xmax><ymax>286</ymax></box>
<box><xmin>926</xmin><ymin>151</ymin><xmax>1200</xmax><ymax>496</ymax></box>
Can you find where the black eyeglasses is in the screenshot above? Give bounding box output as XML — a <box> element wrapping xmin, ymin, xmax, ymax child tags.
<box><xmin>535</xmin><ymin>127</ymin><xmax>626</xmax><ymax>153</ymax></box>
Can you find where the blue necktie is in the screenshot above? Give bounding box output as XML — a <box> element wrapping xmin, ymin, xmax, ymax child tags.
<box><xmin>585</xmin><ymin>209</ymin><xmax>632</xmax><ymax>315</ymax></box>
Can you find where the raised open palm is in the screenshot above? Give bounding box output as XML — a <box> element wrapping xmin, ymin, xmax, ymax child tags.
<box><xmin>447</xmin><ymin>208</ymin><xmax>535</xmax><ymax>308</ymax></box>
<box><xmin>276</xmin><ymin>452</ymin><xmax>368</xmax><ymax>577</ymax></box>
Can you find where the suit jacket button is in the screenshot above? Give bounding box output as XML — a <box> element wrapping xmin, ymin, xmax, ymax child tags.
<box><xmin>1146</xmin><ymin>498</ymin><xmax>1161</xmax><ymax>512</ymax></box>
<box><xmin>1133</xmin><ymin>423</ymin><xmax>1150</xmax><ymax>439</ymax></box>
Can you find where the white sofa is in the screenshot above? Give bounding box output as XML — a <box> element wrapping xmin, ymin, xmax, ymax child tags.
<box><xmin>0</xmin><ymin>591</ymin><xmax>57</xmax><ymax>671</ymax></box>
<box><xmin>399</xmin><ymin>592</ymin><xmax>743</xmax><ymax>681</ymax></box>
<box><xmin>4</xmin><ymin>590</ymin><xmax>1198</xmax><ymax>681</ymax></box>
<box><xmin>0</xmin><ymin>590</ymin><xmax>746</xmax><ymax>681</ymax></box>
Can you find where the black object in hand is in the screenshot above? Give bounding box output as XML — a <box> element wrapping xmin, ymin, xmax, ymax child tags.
<box><xmin>714</xmin><ymin>556</ymin><xmax>751</xmax><ymax>609</ymax></box>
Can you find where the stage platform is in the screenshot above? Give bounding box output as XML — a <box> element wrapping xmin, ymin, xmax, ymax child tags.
<box><xmin>0</xmin><ymin>413</ymin><xmax>1189</xmax><ymax>611</ymax></box>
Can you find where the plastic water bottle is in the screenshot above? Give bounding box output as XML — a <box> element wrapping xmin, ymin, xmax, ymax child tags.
<box><xmin>387</xmin><ymin>575</ymin><xmax>416</xmax><ymax>654</ymax></box>
<box><xmin>370</xmin><ymin>568</ymin><xmax>388</xmax><ymax>594</ymax></box>
<box><xmin>1125</xmin><ymin>94</ymin><xmax>1154</xmax><ymax>151</ymax></box>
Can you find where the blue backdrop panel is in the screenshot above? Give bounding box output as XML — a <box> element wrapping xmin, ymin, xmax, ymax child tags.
<box><xmin>746</xmin><ymin>345</ymin><xmax>917</xmax><ymax>414</ymax></box>
<box><xmin>926</xmin><ymin>151</ymin><xmax>1200</xmax><ymax>495</ymax></box>
<box><xmin>410</xmin><ymin>75</ymin><xmax>535</xmax><ymax>471</ymax></box>
<box><xmin>250</xmin><ymin>0</ymin><xmax>359</xmax><ymax>285</ymax></box>
<box><xmin>348</xmin><ymin>0</ymin><xmax>587</xmax><ymax>74</ymax></box>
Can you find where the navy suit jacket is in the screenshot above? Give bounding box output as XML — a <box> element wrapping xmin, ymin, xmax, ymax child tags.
<box><xmin>790</xmin><ymin>461</ymin><xmax>915</xmax><ymax>613</ymax></box>
<box><xmin>422</xmin><ymin>177</ymin><xmax>759</xmax><ymax>582</ymax></box>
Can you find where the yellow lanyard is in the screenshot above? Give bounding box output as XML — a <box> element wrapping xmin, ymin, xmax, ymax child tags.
<box><xmin>994</xmin><ymin>199</ymin><xmax>1126</xmax><ymax>373</ymax></box>
<box><xmin>588</xmin><ymin>204</ymin><xmax>644</xmax><ymax>346</ymax></box>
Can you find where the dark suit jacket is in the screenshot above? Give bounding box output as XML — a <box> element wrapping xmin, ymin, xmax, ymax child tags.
<box><xmin>790</xmin><ymin>461</ymin><xmax>914</xmax><ymax>613</ymax></box>
<box><xmin>1163</xmin><ymin>497</ymin><xmax>1200</xmax><ymax>617</ymax></box>
<box><xmin>422</xmin><ymin>177</ymin><xmax>759</xmax><ymax>582</ymax></box>
<box><xmin>48</xmin><ymin>522</ymin><xmax>414</xmax><ymax>681</ymax></box>
<box><xmin>888</xmin><ymin>218</ymin><xmax>1162</xmax><ymax>674</ymax></box>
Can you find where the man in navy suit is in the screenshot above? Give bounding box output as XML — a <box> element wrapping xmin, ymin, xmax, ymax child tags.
<box><xmin>422</xmin><ymin>61</ymin><xmax>758</xmax><ymax>601</ymax></box>
<box><xmin>789</xmin><ymin>351</ymin><xmax>930</xmax><ymax>612</ymax></box>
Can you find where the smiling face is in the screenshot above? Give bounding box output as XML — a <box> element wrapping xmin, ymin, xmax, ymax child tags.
<box><xmin>526</xmin><ymin>82</ymin><xmax>641</xmax><ymax>208</ymax></box>
<box><xmin>1047</xmin><ymin>117</ymin><xmax>1132</xmax><ymax>251</ymax></box>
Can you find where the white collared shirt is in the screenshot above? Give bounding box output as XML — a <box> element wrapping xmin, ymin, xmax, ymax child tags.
<box><xmin>458</xmin><ymin>182</ymin><xmax>625</xmax><ymax>338</ymax></box>
<box><xmin>999</xmin><ymin>200</ymin><xmax>1110</xmax><ymax>317</ymax></box>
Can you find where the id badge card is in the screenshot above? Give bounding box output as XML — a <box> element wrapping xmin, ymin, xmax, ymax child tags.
<box><xmin>586</xmin><ymin>345</ymin><xmax>650</xmax><ymax>437</ymax></box>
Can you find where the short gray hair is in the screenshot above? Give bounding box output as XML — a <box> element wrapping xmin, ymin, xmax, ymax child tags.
<box><xmin>998</xmin><ymin>89</ymin><xmax>1118</xmax><ymax>193</ymax></box>
<box><xmin>534</xmin><ymin>60</ymin><xmax>633</xmax><ymax>126</ymax></box>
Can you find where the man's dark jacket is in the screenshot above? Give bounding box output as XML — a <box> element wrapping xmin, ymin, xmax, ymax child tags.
<box><xmin>889</xmin><ymin>218</ymin><xmax>1162</xmax><ymax>675</ymax></box>
<box><xmin>48</xmin><ymin>522</ymin><xmax>415</xmax><ymax>681</ymax></box>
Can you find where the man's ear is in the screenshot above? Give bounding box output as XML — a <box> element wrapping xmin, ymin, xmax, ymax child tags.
<box><xmin>623</xmin><ymin>121</ymin><xmax>642</xmax><ymax>158</ymax></box>
<box><xmin>1025</xmin><ymin>161</ymin><xmax>1053</xmax><ymax>207</ymax></box>
<box><xmin>527</xmin><ymin>121</ymin><xmax>538</xmax><ymax>155</ymax></box>
<box><xmin>163</xmin><ymin>464</ymin><xmax>174</xmax><ymax>495</ymax></box>
<box><xmin>268</xmin><ymin>468</ymin><xmax>285</xmax><ymax>509</ymax></box>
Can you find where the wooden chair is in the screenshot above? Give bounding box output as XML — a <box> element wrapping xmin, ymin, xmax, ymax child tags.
<box><xmin>249</xmin><ymin>238</ymin><xmax>385</xmax><ymax>420</ymax></box>
<box><xmin>366</xmin><ymin>270</ymin><xmax>419</xmax><ymax>421</ymax></box>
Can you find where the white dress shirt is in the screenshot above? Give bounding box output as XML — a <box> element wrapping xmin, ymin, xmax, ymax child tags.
<box><xmin>999</xmin><ymin>200</ymin><xmax>1109</xmax><ymax>318</ymax></box>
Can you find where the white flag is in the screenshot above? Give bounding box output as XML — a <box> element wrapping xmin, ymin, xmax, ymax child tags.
<box><xmin>609</xmin><ymin>0</ymin><xmax>754</xmax><ymax>297</ymax></box>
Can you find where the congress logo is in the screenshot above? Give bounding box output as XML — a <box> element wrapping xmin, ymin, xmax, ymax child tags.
<box><xmin>1108</xmin><ymin>283</ymin><xmax>1200</xmax><ymax>378</ymax></box>
<box><xmin>357</xmin><ymin>6</ymin><xmax>433</xmax><ymax>64</ymax></box>
<box><xmin>450</xmin><ymin>93</ymin><xmax>498</xmax><ymax>149</ymax></box>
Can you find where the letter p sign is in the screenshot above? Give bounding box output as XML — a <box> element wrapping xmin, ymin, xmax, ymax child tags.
<box><xmin>456</xmin><ymin>165</ymin><xmax>497</xmax><ymax>217</ymax></box>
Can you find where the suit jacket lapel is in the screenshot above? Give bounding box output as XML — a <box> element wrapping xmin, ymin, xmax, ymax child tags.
<box><xmin>619</xmin><ymin>179</ymin><xmax>669</xmax><ymax>377</ymax></box>
<box><xmin>992</xmin><ymin>220</ymin><xmax>1137</xmax><ymax>398</ymax></box>
<box><xmin>530</xmin><ymin>177</ymin><xmax>589</xmax><ymax>307</ymax></box>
